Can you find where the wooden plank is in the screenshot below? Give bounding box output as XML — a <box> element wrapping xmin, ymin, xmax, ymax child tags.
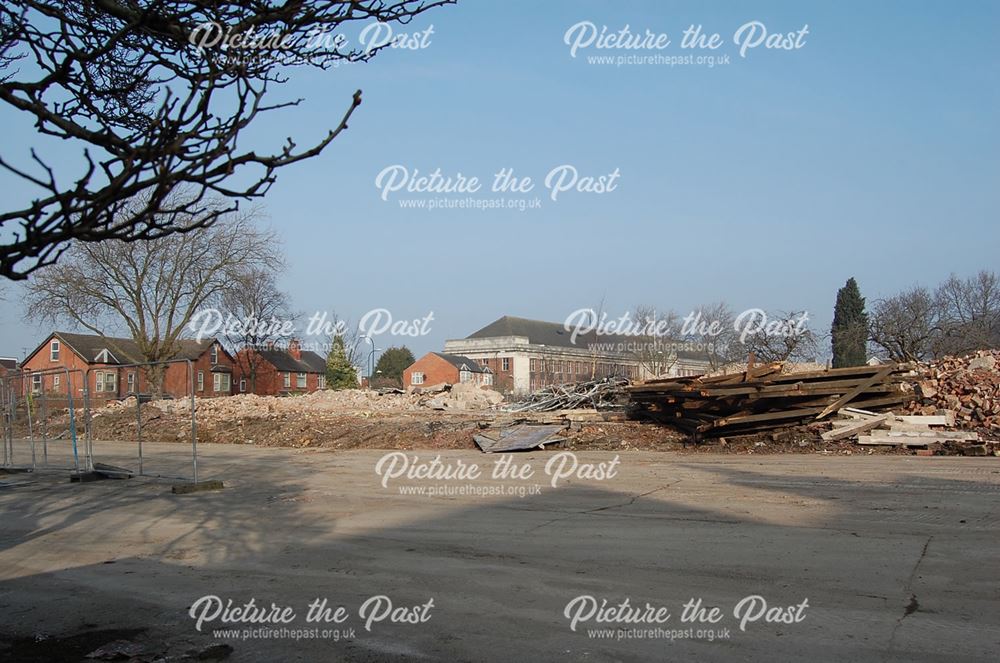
<box><xmin>821</xmin><ymin>416</ymin><xmax>889</xmax><ymax>441</ymax></box>
<box><xmin>870</xmin><ymin>430</ymin><xmax>978</xmax><ymax>441</ymax></box>
<box><xmin>897</xmin><ymin>414</ymin><xmax>954</xmax><ymax>426</ymax></box>
<box><xmin>815</xmin><ymin>367</ymin><xmax>894</xmax><ymax>420</ymax></box>
<box><xmin>840</xmin><ymin>407</ymin><xmax>882</xmax><ymax>419</ymax></box>
<box><xmin>857</xmin><ymin>435</ymin><xmax>927</xmax><ymax>447</ymax></box>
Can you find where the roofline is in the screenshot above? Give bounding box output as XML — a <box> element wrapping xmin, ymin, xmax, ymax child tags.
<box><xmin>24</xmin><ymin>331</ymin><xmax>226</xmax><ymax>365</ymax></box>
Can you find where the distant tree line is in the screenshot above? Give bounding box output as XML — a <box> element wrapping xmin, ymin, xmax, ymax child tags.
<box><xmin>868</xmin><ymin>270</ymin><xmax>1000</xmax><ymax>362</ymax></box>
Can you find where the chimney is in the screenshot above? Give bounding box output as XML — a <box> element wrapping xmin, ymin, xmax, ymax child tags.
<box><xmin>288</xmin><ymin>338</ymin><xmax>301</xmax><ymax>360</ymax></box>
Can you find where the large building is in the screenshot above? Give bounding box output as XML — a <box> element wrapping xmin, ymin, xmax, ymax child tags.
<box><xmin>441</xmin><ymin>315</ymin><xmax>712</xmax><ymax>393</ymax></box>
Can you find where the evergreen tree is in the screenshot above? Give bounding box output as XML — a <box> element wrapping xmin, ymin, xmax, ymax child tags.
<box><xmin>831</xmin><ymin>277</ymin><xmax>869</xmax><ymax>367</ymax></box>
<box><xmin>373</xmin><ymin>346</ymin><xmax>415</xmax><ymax>388</ymax></box>
<box><xmin>326</xmin><ymin>335</ymin><xmax>359</xmax><ymax>390</ymax></box>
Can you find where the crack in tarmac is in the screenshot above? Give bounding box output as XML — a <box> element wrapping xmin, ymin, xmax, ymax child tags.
<box><xmin>524</xmin><ymin>481</ymin><xmax>681</xmax><ymax>533</ymax></box>
<box><xmin>884</xmin><ymin>534</ymin><xmax>932</xmax><ymax>661</ymax></box>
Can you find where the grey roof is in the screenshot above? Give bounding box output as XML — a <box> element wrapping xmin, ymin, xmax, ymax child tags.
<box><xmin>40</xmin><ymin>332</ymin><xmax>220</xmax><ymax>365</ymax></box>
<box><xmin>433</xmin><ymin>352</ymin><xmax>490</xmax><ymax>373</ymax></box>
<box><xmin>467</xmin><ymin>315</ymin><xmax>594</xmax><ymax>348</ymax></box>
<box><xmin>0</xmin><ymin>357</ymin><xmax>17</xmax><ymax>370</ymax></box>
<box><xmin>257</xmin><ymin>348</ymin><xmax>326</xmax><ymax>374</ymax></box>
<box><xmin>465</xmin><ymin>315</ymin><xmax>710</xmax><ymax>361</ymax></box>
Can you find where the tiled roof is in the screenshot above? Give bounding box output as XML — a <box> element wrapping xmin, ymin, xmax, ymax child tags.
<box><xmin>433</xmin><ymin>352</ymin><xmax>489</xmax><ymax>373</ymax></box>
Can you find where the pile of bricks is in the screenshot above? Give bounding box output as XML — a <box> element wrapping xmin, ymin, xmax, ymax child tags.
<box><xmin>910</xmin><ymin>350</ymin><xmax>1000</xmax><ymax>429</ymax></box>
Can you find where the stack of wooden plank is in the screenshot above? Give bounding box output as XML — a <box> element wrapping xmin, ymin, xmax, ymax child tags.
<box><xmin>627</xmin><ymin>363</ymin><xmax>915</xmax><ymax>438</ymax></box>
<box><xmin>824</xmin><ymin>407</ymin><xmax>984</xmax><ymax>452</ymax></box>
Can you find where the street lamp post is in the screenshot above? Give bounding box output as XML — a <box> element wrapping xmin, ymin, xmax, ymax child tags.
<box><xmin>359</xmin><ymin>335</ymin><xmax>375</xmax><ymax>389</ymax></box>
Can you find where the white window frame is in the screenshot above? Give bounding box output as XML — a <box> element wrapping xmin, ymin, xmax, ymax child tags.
<box><xmin>459</xmin><ymin>368</ymin><xmax>472</xmax><ymax>383</ymax></box>
<box><xmin>213</xmin><ymin>372</ymin><xmax>231</xmax><ymax>392</ymax></box>
<box><xmin>239</xmin><ymin>378</ymin><xmax>247</xmax><ymax>392</ymax></box>
<box><xmin>53</xmin><ymin>374</ymin><xmax>61</xmax><ymax>388</ymax></box>
<box><xmin>50</xmin><ymin>340</ymin><xmax>60</xmax><ymax>361</ymax></box>
<box><xmin>317</xmin><ymin>375</ymin><xmax>326</xmax><ymax>390</ymax></box>
<box><xmin>411</xmin><ymin>371</ymin><xmax>425</xmax><ymax>385</ymax></box>
<box><xmin>32</xmin><ymin>374</ymin><xmax>42</xmax><ymax>394</ymax></box>
<box><xmin>297</xmin><ymin>372</ymin><xmax>307</xmax><ymax>388</ymax></box>
<box><xmin>502</xmin><ymin>357</ymin><xmax>510</xmax><ymax>371</ymax></box>
<box><xmin>283</xmin><ymin>372</ymin><xmax>291</xmax><ymax>388</ymax></box>
<box><xmin>483</xmin><ymin>373</ymin><xmax>494</xmax><ymax>386</ymax></box>
<box><xmin>213</xmin><ymin>372</ymin><xmax>230</xmax><ymax>392</ymax></box>
<box><xmin>197</xmin><ymin>370</ymin><xmax>204</xmax><ymax>392</ymax></box>
<box><xmin>95</xmin><ymin>371</ymin><xmax>117</xmax><ymax>393</ymax></box>
<box><xmin>127</xmin><ymin>372</ymin><xmax>135</xmax><ymax>392</ymax></box>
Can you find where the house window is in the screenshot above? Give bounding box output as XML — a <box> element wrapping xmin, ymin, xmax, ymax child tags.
<box><xmin>459</xmin><ymin>368</ymin><xmax>472</xmax><ymax>383</ymax></box>
<box><xmin>197</xmin><ymin>371</ymin><xmax>204</xmax><ymax>391</ymax></box>
<box><xmin>483</xmin><ymin>373</ymin><xmax>494</xmax><ymax>386</ymax></box>
<box><xmin>213</xmin><ymin>373</ymin><xmax>231</xmax><ymax>392</ymax></box>
<box><xmin>210</xmin><ymin>345</ymin><xmax>219</xmax><ymax>365</ymax></box>
<box><xmin>95</xmin><ymin>371</ymin><xmax>117</xmax><ymax>393</ymax></box>
<box><xmin>502</xmin><ymin>357</ymin><xmax>510</xmax><ymax>371</ymax></box>
<box><xmin>239</xmin><ymin>378</ymin><xmax>247</xmax><ymax>392</ymax></box>
<box><xmin>297</xmin><ymin>373</ymin><xmax>307</xmax><ymax>388</ymax></box>
<box><xmin>50</xmin><ymin>340</ymin><xmax>60</xmax><ymax>361</ymax></box>
<box><xmin>32</xmin><ymin>374</ymin><xmax>42</xmax><ymax>394</ymax></box>
<box><xmin>317</xmin><ymin>375</ymin><xmax>326</xmax><ymax>390</ymax></box>
<box><xmin>283</xmin><ymin>372</ymin><xmax>291</xmax><ymax>388</ymax></box>
<box><xmin>411</xmin><ymin>371</ymin><xmax>425</xmax><ymax>385</ymax></box>
<box><xmin>127</xmin><ymin>372</ymin><xmax>135</xmax><ymax>392</ymax></box>
<box><xmin>53</xmin><ymin>375</ymin><xmax>61</xmax><ymax>388</ymax></box>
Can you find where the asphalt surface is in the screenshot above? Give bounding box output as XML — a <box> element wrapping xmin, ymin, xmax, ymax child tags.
<box><xmin>1</xmin><ymin>442</ymin><xmax>997</xmax><ymax>661</ymax></box>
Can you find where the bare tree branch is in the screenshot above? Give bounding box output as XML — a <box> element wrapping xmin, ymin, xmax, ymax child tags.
<box><xmin>1</xmin><ymin>0</ymin><xmax>454</xmax><ymax>279</ymax></box>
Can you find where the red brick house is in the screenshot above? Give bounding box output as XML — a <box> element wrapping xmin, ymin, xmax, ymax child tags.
<box><xmin>0</xmin><ymin>357</ymin><xmax>21</xmax><ymax>398</ymax></box>
<box><xmin>234</xmin><ymin>340</ymin><xmax>327</xmax><ymax>396</ymax></box>
<box><xmin>21</xmin><ymin>332</ymin><xmax>235</xmax><ymax>400</ymax></box>
<box><xmin>0</xmin><ymin>357</ymin><xmax>17</xmax><ymax>378</ymax></box>
<box><xmin>402</xmin><ymin>352</ymin><xmax>493</xmax><ymax>390</ymax></box>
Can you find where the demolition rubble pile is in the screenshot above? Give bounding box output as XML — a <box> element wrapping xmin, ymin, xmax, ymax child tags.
<box><xmin>908</xmin><ymin>350</ymin><xmax>1000</xmax><ymax>430</ymax></box>
<box><xmin>94</xmin><ymin>383</ymin><xmax>505</xmax><ymax>421</ymax></box>
<box><xmin>627</xmin><ymin>363</ymin><xmax>915</xmax><ymax>438</ymax></box>
<box><xmin>504</xmin><ymin>377</ymin><xmax>630</xmax><ymax>413</ymax></box>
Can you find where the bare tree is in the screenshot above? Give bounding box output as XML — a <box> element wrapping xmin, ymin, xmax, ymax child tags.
<box><xmin>933</xmin><ymin>271</ymin><xmax>1000</xmax><ymax>355</ymax></box>
<box><xmin>740</xmin><ymin>310</ymin><xmax>819</xmax><ymax>364</ymax></box>
<box><xmin>682</xmin><ymin>302</ymin><xmax>743</xmax><ymax>370</ymax></box>
<box><xmin>220</xmin><ymin>266</ymin><xmax>292</xmax><ymax>392</ymax></box>
<box><xmin>23</xmin><ymin>202</ymin><xmax>280</xmax><ymax>392</ymax></box>
<box><xmin>868</xmin><ymin>286</ymin><xmax>939</xmax><ymax>362</ymax></box>
<box><xmin>628</xmin><ymin>305</ymin><xmax>680</xmax><ymax>378</ymax></box>
<box><xmin>0</xmin><ymin>0</ymin><xmax>454</xmax><ymax>280</ymax></box>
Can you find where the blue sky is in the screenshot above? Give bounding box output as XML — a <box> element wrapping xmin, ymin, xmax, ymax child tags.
<box><xmin>1</xmin><ymin>0</ymin><xmax>998</xmax><ymax>362</ymax></box>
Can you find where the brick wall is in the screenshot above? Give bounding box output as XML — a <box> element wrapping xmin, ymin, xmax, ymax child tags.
<box><xmin>233</xmin><ymin>350</ymin><xmax>324</xmax><ymax>396</ymax></box>
<box><xmin>402</xmin><ymin>353</ymin><xmax>459</xmax><ymax>389</ymax></box>
<box><xmin>20</xmin><ymin>336</ymin><xmax>234</xmax><ymax>401</ymax></box>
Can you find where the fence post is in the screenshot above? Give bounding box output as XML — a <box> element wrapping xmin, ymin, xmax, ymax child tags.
<box><xmin>136</xmin><ymin>389</ymin><xmax>143</xmax><ymax>476</ymax></box>
<box><xmin>189</xmin><ymin>360</ymin><xmax>198</xmax><ymax>484</ymax></box>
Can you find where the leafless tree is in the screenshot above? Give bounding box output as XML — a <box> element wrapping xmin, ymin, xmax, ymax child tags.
<box><xmin>740</xmin><ymin>310</ymin><xmax>819</xmax><ymax>364</ymax></box>
<box><xmin>933</xmin><ymin>271</ymin><xmax>1000</xmax><ymax>355</ymax></box>
<box><xmin>23</xmin><ymin>202</ymin><xmax>279</xmax><ymax>392</ymax></box>
<box><xmin>0</xmin><ymin>0</ymin><xmax>454</xmax><ymax>280</ymax></box>
<box><xmin>682</xmin><ymin>302</ymin><xmax>744</xmax><ymax>370</ymax></box>
<box><xmin>628</xmin><ymin>305</ymin><xmax>680</xmax><ymax>378</ymax></box>
<box><xmin>220</xmin><ymin>265</ymin><xmax>292</xmax><ymax>392</ymax></box>
<box><xmin>868</xmin><ymin>286</ymin><xmax>939</xmax><ymax>362</ymax></box>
